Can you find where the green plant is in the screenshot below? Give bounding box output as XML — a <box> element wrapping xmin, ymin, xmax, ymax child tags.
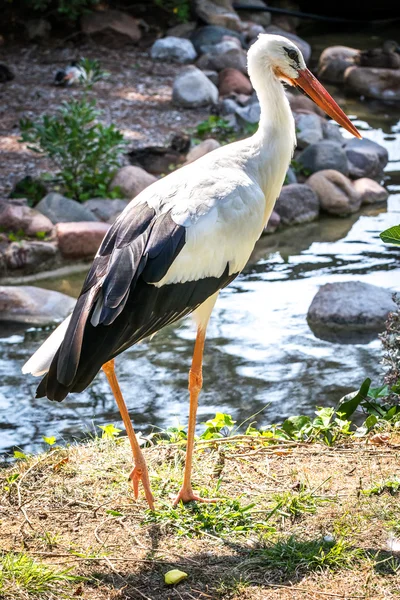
<box><xmin>200</xmin><ymin>412</ymin><xmax>236</xmax><ymax>440</ymax></box>
<box><xmin>380</xmin><ymin>225</ymin><xmax>400</xmax><ymax>245</ymax></box>
<box><xmin>21</xmin><ymin>0</ymin><xmax>101</xmax><ymax>21</ymax></box>
<box><xmin>272</xmin><ymin>480</ymin><xmax>333</xmax><ymax>522</ymax></box>
<box><xmin>195</xmin><ymin>116</ymin><xmax>235</xmax><ymax>143</ymax></box>
<box><xmin>363</xmin><ymin>477</ymin><xmax>400</xmax><ymax>497</ymax></box>
<box><xmin>9</xmin><ymin>175</ymin><xmax>47</xmax><ymax>207</ymax></box>
<box><xmin>20</xmin><ymin>99</ymin><xmax>126</xmax><ymax>201</ymax></box>
<box><xmin>76</xmin><ymin>57</ymin><xmax>109</xmax><ymax>90</ymax></box>
<box><xmin>0</xmin><ymin>551</ymin><xmax>81</xmax><ymax>598</ymax></box>
<box><xmin>98</xmin><ymin>424</ymin><xmax>122</xmax><ymax>440</ymax></box>
<box><xmin>154</xmin><ymin>0</ymin><xmax>191</xmax><ymax>23</ymax></box>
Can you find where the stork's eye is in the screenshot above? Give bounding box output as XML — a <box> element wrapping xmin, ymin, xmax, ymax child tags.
<box><xmin>285</xmin><ymin>48</ymin><xmax>299</xmax><ymax>62</ymax></box>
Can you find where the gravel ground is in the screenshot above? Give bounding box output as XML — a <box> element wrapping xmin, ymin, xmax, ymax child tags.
<box><xmin>0</xmin><ymin>41</ymin><xmax>211</xmax><ymax>197</ymax></box>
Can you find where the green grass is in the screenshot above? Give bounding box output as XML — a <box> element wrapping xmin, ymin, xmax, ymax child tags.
<box><xmin>143</xmin><ymin>497</ymin><xmax>276</xmax><ymax>538</ymax></box>
<box><xmin>243</xmin><ymin>536</ymin><xmax>365</xmax><ymax>577</ymax></box>
<box><xmin>362</xmin><ymin>477</ymin><xmax>400</xmax><ymax>497</ymax></box>
<box><xmin>0</xmin><ymin>552</ymin><xmax>82</xmax><ymax>599</ymax></box>
<box><xmin>271</xmin><ymin>481</ymin><xmax>334</xmax><ymax>522</ymax></box>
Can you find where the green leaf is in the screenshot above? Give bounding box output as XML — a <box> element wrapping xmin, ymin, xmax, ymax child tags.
<box><xmin>42</xmin><ymin>436</ymin><xmax>57</xmax><ymax>446</ymax></box>
<box><xmin>98</xmin><ymin>424</ymin><xmax>122</xmax><ymax>439</ymax></box>
<box><xmin>281</xmin><ymin>415</ymin><xmax>311</xmax><ymax>438</ymax></box>
<box><xmin>336</xmin><ymin>378</ymin><xmax>371</xmax><ymax>419</ymax></box>
<box><xmin>106</xmin><ymin>509</ymin><xmax>124</xmax><ymax>517</ymax></box>
<box><xmin>13</xmin><ymin>450</ymin><xmax>27</xmax><ymax>459</ymax></box>
<box><xmin>365</xmin><ymin>414</ymin><xmax>378</xmax><ymax>430</ymax></box>
<box><xmin>380</xmin><ymin>225</ymin><xmax>400</xmax><ymax>245</ymax></box>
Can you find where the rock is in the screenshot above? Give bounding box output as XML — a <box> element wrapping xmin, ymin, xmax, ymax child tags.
<box><xmin>218</xmin><ymin>67</ymin><xmax>252</xmax><ymax>96</ymax></box>
<box><xmin>197</xmin><ymin>45</ymin><xmax>247</xmax><ymax>74</ymax></box>
<box><xmin>84</xmin><ymin>198</ymin><xmax>129</xmax><ymax>223</ymax></box>
<box><xmin>4</xmin><ymin>241</ymin><xmax>59</xmax><ymax>273</ymax></box>
<box><xmin>263</xmin><ymin>210</ymin><xmax>280</xmax><ymax>233</ymax></box>
<box><xmin>274</xmin><ymin>184</ymin><xmax>319</xmax><ymax>225</ymax></box>
<box><xmin>285</xmin><ymin>167</ymin><xmax>297</xmax><ymax>184</ymax></box>
<box><xmin>81</xmin><ymin>10</ymin><xmax>141</xmax><ymax>43</ymax></box>
<box><xmin>167</xmin><ymin>22</ymin><xmax>197</xmax><ymax>38</ymax></box>
<box><xmin>56</xmin><ymin>222</ymin><xmax>110</xmax><ymax>259</ymax></box>
<box><xmin>203</xmin><ymin>69</ymin><xmax>219</xmax><ymax>85</ymax></box>
<box><xmin>185</xmin><ymin>139</ymin><xmax>221</xmax><ymax>164</ymax></box>
<box><xmin>344</xmin><ymin>66</ymin><xmax>400</xmax><ymax>101</ymax></box>
<box><xmin>36</xmin><ymin>193</ymin><xmax>99</xmax><ymax>224</ymax></box>
<box><xmin>245</xmin><ymin>23</ymin><xmax>265</xmax><ymax>42</ymax></box>
<box><xmin>294</xmin><ymin>113</ymin><xmax>323</xmax><ymax>149</ymax></box>
<box><xmin>25</xmin><ymin>19</ymin><xmax>51</xmax><ymax>41</ymax></box>
<box><xmin>286</xmin><ymin>91</ymin><xmax>325</xmax><ymax>117</ymax></box>
<box><xmin>194</xmin><ymin>0</ymin><xmax>243</xmax><ymax>31</ymax></box>
<box><xmin>150</xmin><ymin>37</ymin><xmax>197</xmax><ymax>64</ymax></box>
<box><xmin>344</xmin><ymin>138</ymin><xmax>388</xmax><ymax>180</ymax></box>
<box><xmin>322</xmin><ymin>121</ymin><xmax>344</xmax><ymax>143</ymax></box>
<box><xmin>0</xmin><ymin>202</ymin><xmax>54</xmax><ymax>236</ymax></box>
<box><xmin>317</xmin><ymin>46</ymin><xmax>358</xmax><ymax>84</ymax></box>
<box><xmin>189</xmin><ymin>25</ymin><xmax>245</xmax><ymax>53</ymax></box>
<box><xmin>298</xmin><ymin>141</ymin><xmax>349</xmax><ymax>176</ymax></box>
<box><xmin>172</xmin><ymin>66</ymin><xmax>219</xmax><ymax>107</ymax></box>
<box><xmin>264</xmin><ymin>26</ymin><xmax>311</xmax><ymax>63</ymax></box>
<box><xmin>307</xmin><ymin>170</ymin><xmax>361</xmax><ymax>216</ymax></box>
<box><xmin>307</xmin><ymin>281</ymin><xmax>397</xmax><ymax>343</ymax></box>
<box><xmin>235</xmin><ymin>0</ymin><xmax>271</xmax><ymax>26</ymax></box>
<box><xmin>0</xmin><ymin>286</ymin><xmax>75</xmax><ymax>325</ymax></box>
<box><xmin>220</xmin><ymin>97</ymin><xmax>240</xmax><ymax>115</ymax></box>
<box><xmin>352</xmin><ymin>178</ymin><xmax>389</xmax><ymax>205</ymax></box>
<box><xmin>235</xmin><ymin>101</ymin><xmax>260</xmax><ymax>124</ymax></box>
<box><xmin>110</xmin><ymin>166</ymin><xmax>157</xmax><ymax>200</ymax></box>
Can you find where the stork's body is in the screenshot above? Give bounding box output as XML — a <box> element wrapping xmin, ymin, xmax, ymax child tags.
<box><xmin>23</xmin><ymin>35</ymin><xmax>360</xmax><ymax>509</ymax></box>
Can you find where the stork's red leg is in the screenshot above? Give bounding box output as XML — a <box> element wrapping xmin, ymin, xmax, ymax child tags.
<box><xmin>102</xmin><ymin>359</ymin><xmax>155</xmax><ymax>511</ymax></box>
<box><xmin>173</xmin><ymin>327</ymin><xmax>218</xmax><ymax>506</ymax></box>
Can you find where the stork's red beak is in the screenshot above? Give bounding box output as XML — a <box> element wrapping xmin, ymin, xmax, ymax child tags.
<box><xmin>293</xmin><ymin>68</ymin><xmax>361</xmax><ymax>139</ymax></box>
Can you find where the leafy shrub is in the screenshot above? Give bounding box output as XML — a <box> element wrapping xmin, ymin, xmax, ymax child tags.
<box><xmin>20</xmin><ymin>0</ymin><xmax>101</xmax><ymax>21</ymax></box>
<box><xmin>153</xmin><ymin>0</ymin><xmax>191</xmax><ymax>23</ymax></box>
<box><xmin>9</xmin><ymin>176</ymin><xmax>47</xmax><ymax>207</ymax></box>
<box><xmin>75</xmin><ymin>58</ymin><xmax>109</xmax><ymax>90</ymax></box>
<box><xmin>20</xmin><ymin>99</ymin><xmax>126</xmax><ymax>202</ymax></box>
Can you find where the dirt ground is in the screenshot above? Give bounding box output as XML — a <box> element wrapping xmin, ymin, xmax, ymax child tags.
<box><xmin>1</xmin><ymin>435</ymin><xmax>400</xmax><ymax>599</ymax></box>
<box><xmin>0</xmin><ymin>41</ymin><xmax>210</xmax><ymax>197</ymax></box>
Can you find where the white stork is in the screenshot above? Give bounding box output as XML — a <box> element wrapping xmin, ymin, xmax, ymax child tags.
<box><xmin>23</xmin><ymin>34</ymin><xmax>360</xmax><ymax>510</ymax></box>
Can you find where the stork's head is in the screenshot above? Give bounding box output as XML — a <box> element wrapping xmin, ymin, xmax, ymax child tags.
<box><xmin>248</xmin><ymin>34</ymin><xmax>361</xmax><ymax>139</ymax></box>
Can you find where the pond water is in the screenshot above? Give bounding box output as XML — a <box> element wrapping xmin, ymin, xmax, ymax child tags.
<box><xmin>1</xmin><ymin>30</ymin><xmax>400</xmax><ymax>458</ymax></box>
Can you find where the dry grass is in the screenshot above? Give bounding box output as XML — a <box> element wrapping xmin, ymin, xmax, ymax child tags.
<box><xmin>1</xmin><ymin>435</ymin><xmax>400</xmax><ymax>599</ymax></box>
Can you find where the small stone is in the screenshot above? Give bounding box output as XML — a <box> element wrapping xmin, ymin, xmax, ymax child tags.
<box><xmin>189</xmin><ymin>25</ymin><xmax>245</xmax><ymax>54</ymax></box>
<box><xmin>0</xmin><ymin>202</ymin><xmax>54</xmax><ymax>236</ymax></box>
<box><xmin>84</xmin><ymin>198</ymin><xmax>129</xmax><ymax>223</ymax></box>
<box><xmin>236</xmin><ymin>0</ymin><xmax>271</xmax><ymax>26</ymax></box>
<box><xmin>172</xmin><ymin>66</ymin><xmax>219</xmax><ymax>107</ymax></box>
<box><xmin>352</xmin><ymin>178</ymin><xmax>389</xmax><ymax>205</ymax></box>
<box><xmin>203</xmin><ymin>69</ymin><xmax>219</xmax><ymax>86</ymax></box>
<box><xmin>264</xmin><ymin>210</ymin><xmax>280</xmax><ymax>233</ymax></box>
<box><xmin>220</xmin><ymin>97</ymin><xmax>240</xmax><ymax>115</ymax></box>
<box><xmin>274</xmin><ymin>184</ymin><xmax>319</xmax><ymax>225</ymax></box>
<box><xmin>307</xmin><ymin>170</ymin><xmax>361</xmax><ymax>216</ymax></box>
<box><xmin>4</xmin><ymin>241</ymin><xmax>59</xmax><ymax>273</ymax></box>
<box><xmin>150</xmin><ymin>37</ymin><xmax>197</xmax><ymax>64</ymax></box>
<box><xmin>235</xmin><ymin>101</ymin><xmax>261</xmax><ymax>124</ymax></box>
<box><xmin>81</xmin><ymin>9</ymin><xmax>141</xmax><ymax>43</ymax></box>
<box><xmin>218</xmin><ymin>67</ymin><xmax>252</xmax><ymax>96</ymax></box>
<box><xmin>344</xmin><ymin>138</ymin><xmax>388</xmax><ymax>180</ymax></box>
<box><xmin>166</xmin><ymin>22</ymin><xmax>196</xmax><ymax>38</ymax></box>
<box><xmin>322</xmin><ymin>121</ymin><xmax>344</xmax><ymax>143</ymax></box>
<box><xmin>0</xmin><ymin>286</ymin><xmax>75</xmax><ymax>325</ymax></box>
<box><xmin>298</xmin><ymin>141</ymin><xmax>349</xmax><ymax>176</ymax></box>
<box><xmin>317</xmin><ymin>46</ymin><xmax>358</xmax><ymax>84</ymax></box>
<box><xmin>36</xmin><ymin>193</ymin><xmax>99</xmax><ymax>224</ymax></box>
<box><xmin>344</xmin><ymin>66</ymin><xmax>400</xmax><ymax>101</ymax></box>
<box><xmin>307</xmin><ymin>281</ymin><xmax>397</xmax><ymax>342</ymax></box>
<box><xmin>110</xmin><ymin>166</ymin><xmax>157</xmax><ymax>200</ymax></box>
<box><xmin>193</xmin><ymin>0</ymin><xmax>242</xmax><ymax>32</ymax></box>
<box><xmin>295</xmin><ymin>113</ymin><xmax>324</xmax><ymax>149</ymax></box>
<box><xmin>56</xmin><ymin>222</ymin><xmax>110</xmax><ymax>259</ymax></box>
<box><xmin>185</xmin><ymin>139</ymin><xmax>221</xmax><ymax>164</ymax></box>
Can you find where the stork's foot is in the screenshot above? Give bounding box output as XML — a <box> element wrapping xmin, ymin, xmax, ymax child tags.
<box><xmin>129</xmin><ymin>462</ymin><xmax>155</xmax><ymax>511</ymax></box>
<box><xmin>172</xmin><ymin>485</ymin><xmax>218</xmax><ymax>506</ymax></box>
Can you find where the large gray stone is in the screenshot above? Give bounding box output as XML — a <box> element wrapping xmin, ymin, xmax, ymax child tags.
<box><xmin>235</xmin><ymin>0</ymin><xmax>271</xmax><ymax>26</ymax></box>
<box><xmin>307</xmin><ymin>281</ymin><xmax>397</xmax><ymax>343</ymax></box>
<box><xmin>344</xmin><ymin>66</ymin><xmax>400</xmax><ymax>101</ymax></box>
<box><xmin>189</xmin><ymin>25</ymin><xmax>245</xmax><ymax>54</ymax></box>
<box><xmin>274</xmin><ymin>184</ymin><xmax>319</xmax><ymax>225</ymax></box>
<box><xmin>307</xmin><ymin>170</ymin><xmax>361</xmax><ymax>216</ymax></box>
<box><xmin>110</xmin><ymin>166</ymin><xmax>157</xmax><ymax>200</ymax></box>
<box><xmin>84</xmin><ymin>198</ymin><xmax>129</xmax><ymax>223</ymax></box>
<box><xmin>150</xmin><ymin>37</ymin><xmax>197</xmax><ymax>64</ymax></box>
<box><xmin>317</xmin><ymin>45</ymin><xmax>358</xmax><ymax>84</ymax></box>
<box><xmin>0</xmin><ymin>286</ymin><xmax>75</xmax><ymax>325</ymax></box>
<box><xmin>344</xmin><ymin>138</ymin><xmax>388</xmax><ymax>180</ymax></box>
<box><xmin>193</xmin><ymin>0</ymin><xmax>242</xmax><ymax>32</ymax></box>
<box><xmin>298</xmin><ymin>141</ymin><xmax>349</xmax><ymax>176</ymax></box>
<box><xmin>36</xmin><ymin>193</ymin><xmax>98</xmax><ymax>224</ymax></box>
<box><xmin>197</xmin><ymin>45</ymin><xmax>247</xmax><ymax>74</ymax></box>
<box><xmin>0</xmin><ymin>202</ymin><xmax>54</xmax><ymax>236</ymax></box>
<box><xmin>3</xmin><ymin>241</ymin><xmax>59</xmax><ymax>273</ymax></box>
<box><xmin>235</xmin><ymin>101</ymin><xmax>260</xmax><ymax>124</ymax></box>
<box><xmin>172</xmin><ymin>66</ymin><xmax>219</xmax><ymax>107</ymax></box>
<box><xmin>295</xmin><ymin>113</ymin><xmax>324</xmax><ymax>149</ymax></box>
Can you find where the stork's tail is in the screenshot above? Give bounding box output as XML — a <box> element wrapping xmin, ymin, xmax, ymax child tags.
<box><xmin>22</xmin><ymin>316</ymin><xmax>71</xmax><ymax>377</ymax></box>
